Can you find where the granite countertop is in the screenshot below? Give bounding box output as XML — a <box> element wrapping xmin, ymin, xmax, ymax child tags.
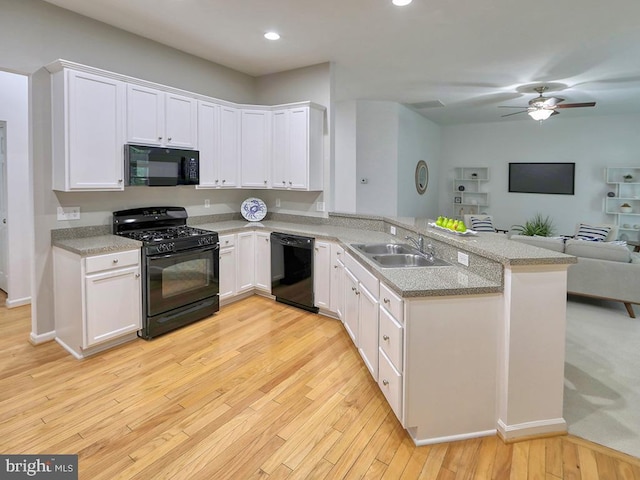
<box><xmin>51</xmin><ymin>216</ymin><xmax>575</xmax><ymax>299</ymax></box>
<box><xmin>52</xmin><ymin>235</ymin><xmax>142</xmax><ymax>256</ymax></box>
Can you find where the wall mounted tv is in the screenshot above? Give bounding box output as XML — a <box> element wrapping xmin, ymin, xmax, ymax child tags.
<box><xmin>508</xmin><ymin>162</ymin><xmax>575</xmax><ymax>195</ymax></box>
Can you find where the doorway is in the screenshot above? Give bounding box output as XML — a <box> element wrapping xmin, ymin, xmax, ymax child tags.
<box><xmin>0</xmin><ymin>123</ymin><xmax>6</xmax><ymax>293</ymax></box>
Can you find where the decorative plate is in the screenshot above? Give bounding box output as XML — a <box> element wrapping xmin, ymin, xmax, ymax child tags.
<box><xmin>428</xmin><ymin>222</ymin><xmax>477</xmax><ymax>236</ymax></box>
<box><xmin>241</xmin><ymin>197</ymin><xmax>267</xmax><ymax>222</ymax></box>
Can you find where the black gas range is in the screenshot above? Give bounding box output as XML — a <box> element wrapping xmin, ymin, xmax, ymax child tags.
<box><xmin>113</xmin><ymin>207</ymin><xmax>219</xmax><ymax>339</ymax></box>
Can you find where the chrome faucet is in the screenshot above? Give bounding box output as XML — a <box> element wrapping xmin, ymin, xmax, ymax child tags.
<box><xmin>405</xmin><ymin>235</ymin><xmax>425</xmax><ymax>253</ymax></box>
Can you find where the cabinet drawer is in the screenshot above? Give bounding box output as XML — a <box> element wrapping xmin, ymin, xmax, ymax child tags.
<box><xmin>85</xmin><ymin>250</ymin><xmax>139</xmax><ymax>274</ymax></box>
<box><xmin>378</xmin><ymin>349</ymin><xmax>403</xmax><ymax>423</ymax></box>
<box><xmin>219</xmin><ymin>234</ymin><xmax>235</xmax><ymax>248</ymax></box>
<box><xmin>379</xmin><ymin>282</ymin><xmax>403</xmax><ymax>323</ymax></box>
<box><xmin>379</xmin><ymin>307</ymin><xmax>403</xmax><ymax>372</ymax></box>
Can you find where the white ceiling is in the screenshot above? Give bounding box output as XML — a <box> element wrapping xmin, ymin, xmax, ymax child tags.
<box><xmin>43</xmin><ymin>0</ymin><xmax>640</xmax><ymax>125</ymax></box>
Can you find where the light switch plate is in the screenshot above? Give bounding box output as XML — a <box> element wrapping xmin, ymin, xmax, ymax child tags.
<box><xmin>57</xmin><ymin>206</ymin><xmax>80</xmax><ymax>221</ymax></box>
<box><xmin>457</xmin><ymin>251</ymin><xmax>469</xmax><ymax>266</ymax></box>
<box><xmin>390</xmin><ymin>226</ymin><xmax>396</xmax><ymax>235</ymax></box>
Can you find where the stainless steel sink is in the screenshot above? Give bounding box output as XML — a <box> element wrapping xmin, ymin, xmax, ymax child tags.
<box><xmin>351</xmin><ymin>243</ymin><xmax>450</xmax><ymax>268</ymax></box>
<box><xmin>352</xmin><ymin>243</ymin><xmax>416</xmax><ymax>255</ymax></box>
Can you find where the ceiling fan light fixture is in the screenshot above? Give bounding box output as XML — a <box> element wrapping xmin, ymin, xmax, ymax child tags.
<box><xmin>392</xmin><ymin>0</ymin><xmax>413</xmax><ymax>6</ymax></box>
<box><xmin>264</xmin><ymin>31</ymin><xmax>280</xmax><ymax>40</ymax></box>
<box><xmin>528</xmin><ymin>108</ymin><xmax>553</xmax><ymax>121</ymax></box>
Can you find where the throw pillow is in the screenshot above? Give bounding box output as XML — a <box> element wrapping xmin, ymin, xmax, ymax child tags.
<box><xmin>565</xmin><ymin>239</ymin><xmax>631</xmax><ymax>263</ymax></box>
<box><xmin>470</xmin><ymin>217</ymin><xmax>495</xmax><ymax>232</ymax></box>
<box><xmin>575</xmin><ymin>224</ymin><xmax>611</xmax><ymax>242</ymax></box>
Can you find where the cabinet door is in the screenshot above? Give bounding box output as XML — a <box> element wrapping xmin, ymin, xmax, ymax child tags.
<box><xmin>126</xmin><ymin>84</ymin><xmax>163</xmax><ymax>146</ymax></box>
<box><xmin>330</xmin><ymin>244</ymin><xmax>345</xmax><ymax>319</ymax></box>
<box><xmin>254</xmin><ymin>232</ymin><xmax>271</xmax><ymax>291</ymax></box>
<box><xmin>313</xmin><ymin>241</ymin><xmax>331</xmax><ymax>310</ymax></box>
<box><xmin>197</xmin><ymin>101</ymin><xmax>219</xmax><ymax>187</ymax></box>
<box><xmin>236</xmin><ymin>231</ymin><xmax>255</xmax><ymax>293</ymax></box>
<box><xmin>288</xmin><ymin>107</ymin><xmax>310</xmax><ymax>190</ymax></box>
<box><xmin>64</xmin><ymin>70</ymin><xmax>126</xmax><ymax>191</ymax></box>
<box><xmin>241</xmin><ymin>109</ymin><xmax>271</xmax><ymax>188</ymax></box>
<box><xmin>358</xmin><ymin>284</ymin><xmax>379</xmax><ymax>380</ymax></box>
<box><xmin>271</xmin><ymin>109</ymin><xmax>288</xmax><ymax>189</ymax></box>
<box><xmin>165</xmin><ymin>92</ymin><xmax>197</xmax><ymax>148</ymax></box>
<box><xmin>84</xmin><ymin>265</ymin><xmax>141</xmax><ymax>347</ymax></box>
<box><xmin>219</xmin><ymin>246</ymin><xmax>236</xmax><ymax>300</ymax></box>
<box><xmin>219</xmin><ymin>105</ymin><xmax>240</xmax><ymax>187</ymax></box>
<box><xmin>343</xmin><ymin>268</ymin><xmax>359</xmax><ymax>346</ymax></box>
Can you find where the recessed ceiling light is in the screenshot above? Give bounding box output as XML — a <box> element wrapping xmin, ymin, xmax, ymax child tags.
<box><xmin>392</xmin><ymin>0</ymin><xmax>412</xmax><ymax>5</ymax></box>
<box><xmin>264</xmin><ymin>32</ymin><xmax>280</xmax><ymax>40</ymax></box>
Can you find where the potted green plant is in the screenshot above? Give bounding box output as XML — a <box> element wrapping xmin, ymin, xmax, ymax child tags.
<box><xmin>512</xmin><ymin>213</ymin><xmax>555</xmax><ymax>237</ymax></box>
<box><xmin>623</xmin><ymin>174</ymin><xmax>634</xmax><ymax>183</ymax></box>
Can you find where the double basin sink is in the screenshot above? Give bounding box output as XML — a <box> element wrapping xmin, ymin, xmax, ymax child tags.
<box><xmin>351</xmin><ymin>243</ymin><xmax>450</xmax><ymax>268</ymax></box>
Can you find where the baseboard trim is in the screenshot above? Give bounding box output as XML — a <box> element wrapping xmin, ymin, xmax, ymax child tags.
<box><xmin>29</xmin><ymin>330</ymin><xmax>56</xmax><ymax>345</ymax></box>
<box><xmin>6</xmin><ymin>296</ymin><xmax>31</xmax><ymax>308</ymax></box>
<box><xmin>497</xmin><ymin>418</ymin><xmax>567</xmax><ymax>442</ymax></box>
<box><xmin>410</xmin><ymin>429</ymin><xmax>497</xmax><ymax>446</ymax></box>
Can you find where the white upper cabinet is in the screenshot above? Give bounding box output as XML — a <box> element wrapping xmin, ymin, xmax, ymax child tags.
<box><xmin>271</xmin><ymin>105</ymin><xmax>324</xmax><ymax>191</ymax></box>
<box><xmin>50</xmin><ymin>67</ymin><xmax>126</xmax><ymax>191</ymax></box>
<box><xmin>197</xmin><ymin>102</ymin><xmax>240</xmax><ymax>188</ymax></box>
<box><xmin>240</xmin><ymin>109</ymin><xmax>271</xmax><ymax>188</ymax></box>
<box><xmin>126</xmin><ymin>84</ymin><xmax>197</xmax><ymax>149</ymax></box>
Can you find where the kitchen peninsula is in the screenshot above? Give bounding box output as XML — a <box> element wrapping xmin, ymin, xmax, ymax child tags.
<box><xmin>52</xmin><ymin>212</ymin><xmax>575</xmax><ymax>446</ymax></box>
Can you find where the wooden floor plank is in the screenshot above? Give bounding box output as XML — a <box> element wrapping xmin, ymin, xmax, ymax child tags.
<box><xmin>0</xmin><ymin>294</ymin><xmax>637</xmax><ymax>479</ymax></box>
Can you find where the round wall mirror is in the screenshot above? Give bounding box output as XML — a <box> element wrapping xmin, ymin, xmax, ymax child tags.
<box><xmin>415</xmin><ymin>160</ymin><xmax>429</xmax><ymax>195</ymax></box>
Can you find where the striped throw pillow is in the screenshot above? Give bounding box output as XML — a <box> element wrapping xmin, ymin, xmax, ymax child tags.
<box><xmin>470</xmin><ymin>217</ymin><xmax>495</xmax><ymax>232</ymax></box>
<box><xmin>575</xmin><ymin>224</ymin><xmax>611</xmax><ymax>242</ymax></box>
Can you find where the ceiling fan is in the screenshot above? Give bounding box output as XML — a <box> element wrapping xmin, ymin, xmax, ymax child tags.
<box><xmin>499</xmin><ymin>86</ymin><xmax>596</xmax><ymax>121</ymax></box>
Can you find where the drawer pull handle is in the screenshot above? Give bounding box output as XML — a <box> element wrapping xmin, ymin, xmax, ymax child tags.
<box><xmin>382</xmin><ymin>379</ymin><xmax>389</xmax><ymax>386</ymax></box>
<box><xmin>355</xmin><ymin>291</ymin><xmax>360</xmax><ymax>296</ymax></box>
<box><xmin>334</xmin><ymin>265</ymin><xmax>338</xmax><ymax>269</ymax></box>
<box><xmin>383</xmin><ymin>298</ymin><xmax>390</xmax><ymax>304</ymax></box>
<box><xmin>383</xmin><ymin>334</ymin><xmax>389</xmax><ymax>341</ymax></box>
<box><xmin>352</xmin><ymin>286</ymin><xmax>356</xmax><ymax>291</ymax></box>
<box><xmin>112</xmin><ymin>259</ymin><xmax>119</xmax><ymax>264</ymax></box>
<box><xmin>135</xmin><ymin>273</ymin><xmax>140</xmax><ymax>278</ymax></box>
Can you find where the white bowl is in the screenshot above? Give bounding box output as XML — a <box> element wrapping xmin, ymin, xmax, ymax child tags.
<box><xmin>620</xmin><ymin>206</ymin><xmax>633</xmax><ymax>213</ymax></box>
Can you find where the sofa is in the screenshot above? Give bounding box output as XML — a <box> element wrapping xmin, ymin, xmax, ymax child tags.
<box><xmin>510</xmin><ymin>234</ymin><xmax>640</xmax><ymax>318</ymax></box>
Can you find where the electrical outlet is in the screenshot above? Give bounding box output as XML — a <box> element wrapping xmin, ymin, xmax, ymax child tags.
<box><xmin>275</xmin><ymin>198</ymin><xmax>281</xmax><ymax>207</ymax></box>
<box><xmin>57</xmin><ymin>206</ymin><xmax>80</xmax><ymax>221</ymax></box>
<box><xmin>204</xmin><ymin>199</ymin><xmax>210</xmax><ymax>208</ymax></box>
<box><xmin>390</xmin><ymin>226</ymin><xmax>396</xmax><ymax>235</ymax></box>
<box><xmin>457</xmin><ymin>251</ymin><xmax>469</xmax><ymax>266</ymax></box>
<box><xmin>316</xmin><ymin>202</ymin><xmax>325</xmax><ymax>212</ymax></box>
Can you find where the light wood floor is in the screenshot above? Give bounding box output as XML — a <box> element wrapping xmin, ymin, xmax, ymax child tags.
<box><xmin>2</xmin><ymin>294</ymin><xmax>640</xmax><ymax>479</ymax></box>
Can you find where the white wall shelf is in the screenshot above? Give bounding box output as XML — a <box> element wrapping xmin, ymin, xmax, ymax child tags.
<box><xmin>452</xmin><ymin>167</ymin><xmax>489</xmax><ymax>218</ymax></box>
<box><xmin>605</xmin><ymin>167</ymin><xmax>640</xmax><ymax>241</ymax></box>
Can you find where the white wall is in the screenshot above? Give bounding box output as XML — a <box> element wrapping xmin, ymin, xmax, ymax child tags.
<box><xmin>0</xmin><ymin>71</ymin><xmax>31</xmax><ymax>307</ymax></box>
<box><xmin>356</xmin><ymin>101</ymin><xmax>398</xmax><ymax>216</ymax></box>
<box><xmin>254</xmin><ymin>63</ymin><xmax>331</xmax><ymax>217</ymax></box>
<box><xmin>333</xmin><ymin>100</ymin><xmax>357</xmax><ymax>213</ymax></box>
<box><xmin>439</xmin><ymin>114</ymin><xmax>640</xmax><ymax>235</ymax></box>
<box><xmin>397</xmin><ymin>105</ymin><xmax>441</xmax><ymax>219</ymax></box>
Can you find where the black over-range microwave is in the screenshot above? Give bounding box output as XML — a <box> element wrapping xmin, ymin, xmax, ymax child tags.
<box><xmin>125</xmin><ymin>144</ymin><xmax>200</xmax><ymax>186</ymax></box>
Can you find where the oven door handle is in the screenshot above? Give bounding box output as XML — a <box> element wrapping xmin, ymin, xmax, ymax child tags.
<box><xmin>150</xmin><ymin>244</ymin><xmax>219</xmax><ymax>260</ymax></box>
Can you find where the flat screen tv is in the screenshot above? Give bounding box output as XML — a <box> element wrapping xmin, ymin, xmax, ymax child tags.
<box><xmin>508</xmin><ymin>162</ymin><xmax>575</xmax><ymax>195</ymax></box>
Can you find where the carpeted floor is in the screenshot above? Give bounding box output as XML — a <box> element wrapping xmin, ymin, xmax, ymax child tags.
<box><xmin>564</xmin><ymin>295</ymin><xmax>640</xmax><ymax>459</ymax></box>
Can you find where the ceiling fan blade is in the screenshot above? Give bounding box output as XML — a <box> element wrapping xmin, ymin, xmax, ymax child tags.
<box><xmin>501</xmin><ymin>110</ymin><xmax>528</xmax><ymax>117</ymax></box>
<box><xmin>498</xmin><ymin>106</ymin><xmax>527</xmax><ymax>108</ymax></box>
<box><xmin>551</xmin><ymin>110</ymin><xmax>560</xmax><ymax>116</ymax></box>
<box><xmin>555</xmin><ymin>102</ymin><xmax>596</xmax><ymax>109</ymax></box>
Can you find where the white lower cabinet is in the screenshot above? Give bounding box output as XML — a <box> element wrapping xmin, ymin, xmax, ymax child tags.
<box><xmin>219</xmin><ymin>234</ymin><xmax>236</xmax><ymax>301</ymax></box>
<box><xmin>313</xmin><ymin>240</ymin><xmax>331</xmax><ymax>310</ymax></box>
<box><xmin>344</xmin><ymin>253</ymin><xmax>380</xmax><ymax>380</ymax></box>
<box><xmin>53</xmin><ymin>247</ymin><xmax>142</xmax><ymax>358</ymax></box>
<box><xmin>254</xmin><ymin>231</ymin><xmax>271</xmax><ymax>292</ymax></box>
<box><xmin>236</xmin><ymin>231</ymin><xmax>256</xmax><ymax>293</ymax></box>
<box><xmin>330</xmin><ymin>244</ymin><xmax>345</xmax><ymax>319</ymax></box>
<box><xmin>378</xmin><ymin>282</ymin><xmax>404</xmax><ymax>422</ymax></box>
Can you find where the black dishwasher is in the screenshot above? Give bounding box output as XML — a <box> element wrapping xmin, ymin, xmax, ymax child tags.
<box><xmin>270</xmin><ymin>232</ymin><xmax>318</xmax><ymax>313</ymax></box>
